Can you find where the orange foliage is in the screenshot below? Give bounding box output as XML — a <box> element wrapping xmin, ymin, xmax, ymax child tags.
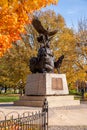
<box><xmin>0</xmin><ymin>0</ymin><xmax>58</xmax><ymax>57</ymax></box>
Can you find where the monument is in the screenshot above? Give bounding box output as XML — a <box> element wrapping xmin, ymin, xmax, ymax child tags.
<box><xmin>14</xmin><ymin>17</ymin><xmax>80</xmax><ymax>107</ymax></box>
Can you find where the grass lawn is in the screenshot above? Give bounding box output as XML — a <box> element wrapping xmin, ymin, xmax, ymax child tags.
<box><xmin>0</xmin><ymin>94</ymin><xmax>19</xmax><ymax>102</ymax></box>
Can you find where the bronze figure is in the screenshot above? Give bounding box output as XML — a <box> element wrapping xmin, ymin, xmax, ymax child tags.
<box><xmin>29</xmin><ymin>17</ymin><xmax>64</xmax><ymax>73</ymax></box>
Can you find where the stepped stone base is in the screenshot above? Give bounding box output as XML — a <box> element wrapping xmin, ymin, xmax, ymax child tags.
<box><xmin>14</xmin><ymin>95</ymin><xmax>80</xmax><ymax>107</ymax></box>
<box><xmin>14</xmin><ymin>74</ymin><xmax>80</xmax><ymax>107</ymax></box>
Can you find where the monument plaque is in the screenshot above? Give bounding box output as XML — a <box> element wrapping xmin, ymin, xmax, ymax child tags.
<box><xmin>52</xmin><ymin>78</ymin><xmax>63</xmax><ymax>90</ymax></box>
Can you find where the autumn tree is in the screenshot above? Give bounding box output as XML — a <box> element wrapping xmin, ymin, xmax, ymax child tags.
<box><xmin>0</xmin><ymin>41</ymin><xmax>32</xmax><ymax>92</ymax></box>
<box><xmin>0</xmin><ymin>22</ymin><xmax>38</xmax><ymax>92</ymax></box>
<box><xmin>75</xmin><ymin>17</ymin><xmax>87</xmax><ymax>81</ymax></box>
<box><xmin>0</xmin><ymin>0</ymin><xmax>58</xmax><ymax>57</ymax></box>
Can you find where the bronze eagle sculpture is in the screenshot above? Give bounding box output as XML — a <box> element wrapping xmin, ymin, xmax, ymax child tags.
<box><xmin>29</xmin><ymin>17</ymin><xmax>64</xmax><ymax>73</ymax></box>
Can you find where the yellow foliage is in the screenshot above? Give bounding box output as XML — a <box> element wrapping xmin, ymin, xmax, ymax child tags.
<box><xmin>0</xmin><ymin>0</ymin><xmax>8</xmax><ymax>8</ymax></box>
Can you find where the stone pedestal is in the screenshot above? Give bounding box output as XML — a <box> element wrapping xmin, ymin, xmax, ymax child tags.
<box><xmin>25</xmin><ymin>73</ymin><xmax>69</xmax><ymax>96</ymax></box>
<box><xmin>14</xmin><ymin>74</ymin><xmax>80</xmax><ymax>107</ymax></box>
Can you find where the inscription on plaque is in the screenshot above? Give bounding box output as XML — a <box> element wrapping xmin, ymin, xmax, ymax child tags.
<box><xmin>52</xmin><ymin>78</ymin><xmax>63</xmax><ymax>90</ymax></box>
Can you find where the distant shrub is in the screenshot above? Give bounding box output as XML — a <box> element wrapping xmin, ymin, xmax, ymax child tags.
<box><xmin>69</xmin><ymin>89</ymin><xmax>81</xmax><ymax>95</ymax></box>
<box><xmin>84</xmin><ymin>93</ymin><xmax>87</xmax><ymax>99</ymax></box>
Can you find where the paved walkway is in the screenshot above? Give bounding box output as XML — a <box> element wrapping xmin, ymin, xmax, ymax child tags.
<box><xmin>49</xmin><ymin>104</ymin><xmax>87</xmax><ymax>126</ymax></box>
<box><xmin>0</xmin><ymin>102</ymin><xmax>41</xmax><ymax>120</ymax></box>
<box><xmin>49</xmin><ymin>126</ymin><xmax>87</xmax><ymax>130</ymax></box>
<box><xmin>0</xmin><ymin>103</ymin><xmax>87</xmax><ymax>129</ymax></box>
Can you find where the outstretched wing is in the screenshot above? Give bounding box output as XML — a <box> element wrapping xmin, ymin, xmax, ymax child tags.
<box><xmin>32</xmin><ymin>17</ymin><xmax>48</xmax><ymax>35</ymax></box>
<box><xmin>48</xmin><ymin>30</ymin><xmax>58</xmax><ymax>36</ymax></box>
<box><xmin>54</xmin><ymin>55</ymin><xmax>64</xmax><ymax>68</ymax></box>
<box><xmin>32</xmin><ymin>17</ymin><xmax>58</xmax><ymax>36</ymax></box>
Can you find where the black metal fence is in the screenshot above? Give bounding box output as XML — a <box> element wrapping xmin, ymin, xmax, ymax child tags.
<box><xmin>0</xmin><ymin>99</ymin><xmax>48</xmax><ymax>130</ymax></box>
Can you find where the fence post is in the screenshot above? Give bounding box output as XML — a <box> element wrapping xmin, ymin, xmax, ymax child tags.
<box><xmin>5</xmin><ymin>116</ymin><xmax>6</xmax><ymax>130</ymax></box>
<box><xmin>42</xmin><ymin>98</ymin><xmax>48</xmax><ymax>130</ymax></box>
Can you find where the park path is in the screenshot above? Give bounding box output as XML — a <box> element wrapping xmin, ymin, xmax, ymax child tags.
<box><xmin>49</xmin><ymin>126</ymin><xmax>87</xmax><ymax>130</ymax></box>
<box><xmin>49</xmin><ymin>104</ymin><xmax>87</xmax><ymax>126</ymax></box>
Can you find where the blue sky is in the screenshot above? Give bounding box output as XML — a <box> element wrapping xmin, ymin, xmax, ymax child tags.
<box><xmin>42</xmin><ymin>0</ymin><xmax>87</xmax><ymax>30</ymax></box>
